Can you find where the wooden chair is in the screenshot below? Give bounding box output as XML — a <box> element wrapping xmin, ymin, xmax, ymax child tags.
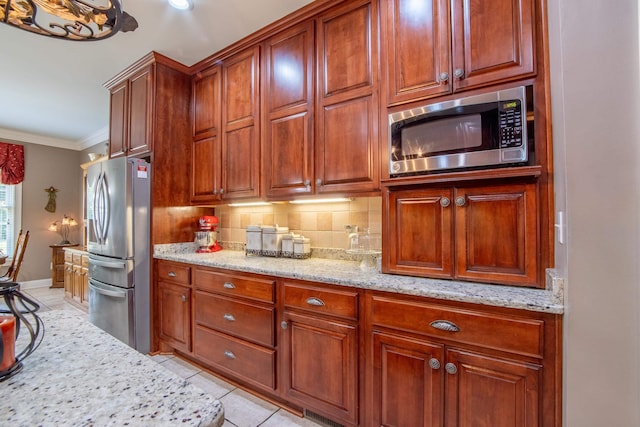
<box><xmin>0</xmin><ymin>230</ymin><xmax>29</xmax><ymax>282</ymax></box>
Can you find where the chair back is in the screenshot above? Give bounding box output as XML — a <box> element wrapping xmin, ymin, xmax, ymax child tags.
<box><xmin>2</xmin><ymin>230</ymin><xmax>29</xmax><ymax>282</ymax></box>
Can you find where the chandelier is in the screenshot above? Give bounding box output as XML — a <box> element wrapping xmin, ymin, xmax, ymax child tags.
<box><xmin>0</xmin><ymin>0</ymin><xmax>138</xmax><ymax>41</ymax></box>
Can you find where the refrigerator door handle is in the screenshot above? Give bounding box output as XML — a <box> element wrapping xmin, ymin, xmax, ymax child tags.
<box><xmin>89</xmin><ymin>280</ymin><xmax>127</xmax><ymax>299</ymax></box>
<box><xmin>93</xmin><ymin>171</ymin><xmax>110</xmax><ymax>244</ymax></box>
<box><xmin>90</xmin><ymin>258</ymin><xmax>127</xmax><ymax>269</ymax></box>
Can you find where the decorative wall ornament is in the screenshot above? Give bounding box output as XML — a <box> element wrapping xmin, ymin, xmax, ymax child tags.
<box><xmin>44</xmin><ymin>186</ymin><xmax>58</xmax><ymax>213</ymax></box>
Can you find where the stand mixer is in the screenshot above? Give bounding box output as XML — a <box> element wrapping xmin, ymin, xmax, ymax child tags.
<box><xmin>195</xmin><ymin>216</ymin><xmax>222</xmax><ymax>253</ymax></box>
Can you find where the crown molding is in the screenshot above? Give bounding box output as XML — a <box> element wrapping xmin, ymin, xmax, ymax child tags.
<box><xmin>0</xmin><ymin>126</ymin><xmax>108</xmax><ymax>151</ymax></box>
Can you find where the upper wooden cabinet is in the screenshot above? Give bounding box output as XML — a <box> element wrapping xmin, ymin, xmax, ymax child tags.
<box><xmin>221</xmin><ymin>46</ymin><xmax>261</xmax><ymax>201</ymax></box>
<box><xmin>382</xmin><ymin>0</ymin><xmax>536</xmax><ymax>105</ymax></box>
<box><xmin>383</xmin><ymin>181</ymin><xmax>540</xmax><ymax>287</ymax></box>
<box><xmin>191</xmin><ymin>65</ymin><xmax>222</xmax><ymax>204</ymax></box>
<box><xmin>262</xmin><ymin>21</ymin><xmax>315</xmax><ymax>199</ymax></box>
<box><xmin>315</xmin><ymin>0</ymin><xmax>379</xmax><ymax>194</ymax></box>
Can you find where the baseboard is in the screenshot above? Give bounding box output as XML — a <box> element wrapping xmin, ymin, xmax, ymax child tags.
<box><xmin>19</xmin><ymin>279</ymin><xmax>52</xmax><ymax>289</ymax></box>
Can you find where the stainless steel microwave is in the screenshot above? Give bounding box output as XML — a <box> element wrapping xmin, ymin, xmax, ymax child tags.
<box><xmin>389</xmin><ymin>86</ymin><xmax>528</xmax><ymax>176</ymax></box>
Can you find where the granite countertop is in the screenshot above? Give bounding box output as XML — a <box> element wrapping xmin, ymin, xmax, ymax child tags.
<box><xmin>0</xmin><ymin>310</ymin><xmax>224</xmax><ymax>427</ymax></box>
<box><xmin>154</xmin><ymin>244</ymin><xmax>564</xmax><ymax>314</ymax></box>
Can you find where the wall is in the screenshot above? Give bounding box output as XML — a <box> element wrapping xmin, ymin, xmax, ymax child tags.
<box><xmin>18</xmin><ymin>143</ymin><xmax>82</xmax><ymax>281</ymax></box>
<box><xmin>548</xmin><ymin>0</ymin><xmax>640</xmax><ymax>425</ymax></box>
<box><xmin>216</xmin><ymin>197</ymin><xmax>382</xmax><ymax>250</ymax></box>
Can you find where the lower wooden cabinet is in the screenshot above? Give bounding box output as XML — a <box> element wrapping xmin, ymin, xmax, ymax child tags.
<box><xmin>280</xmin><ymin>280</ymin><xmax>360</xmax><ymax>426</ymax></box>
<box><xmin>63</xmin><ymin>249</ymin><xmax>88</xmax><ymax>310</ymax></box>
<box><xmin>156</xmin><ymin>260</ymin><xmax>192</xmax><ymax>353</ymax></box>
<box><xmin>154</xmin><ymin>260</ymin><xmax>561</xmax><ymax>427</ymax></box>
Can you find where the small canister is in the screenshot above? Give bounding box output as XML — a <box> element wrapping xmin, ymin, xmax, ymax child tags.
<box><xmin>293</xmin><ymin>236</ymin><xmax>311</xmax><ymax>259</ymax></box>
<box><xmin>246</xmin><ymin>225</ymin><xmax>263</xmax><ymax>256</ymax></box>
<box><xmin>261</xmin><ymin>226</ymin><xmax>289</xmax><ymax>257</ymax></box>
<box><xmin>281</xmin><ymin>233</ymin><xmax>296</xmax><ymax>258</ymax></box>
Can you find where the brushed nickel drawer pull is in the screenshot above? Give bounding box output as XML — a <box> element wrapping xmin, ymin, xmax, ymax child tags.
<box><xmin>445</xmin><ymin>362</ymin><xmax>458</xmax><ymax>375</ymax></box>
<box><xmin>223</xmin><ymin>313</ymin><xmax>235</xmax><ymax>322</ymax></box>
<box><xmin>430</xmin><ymin>320</ymin><xmax>460</xmax><ymax>332</ymax></box>
<box><xmin>224</xmin><ymin>350</ymin><xmax>236</xmax><ymax>359</ymax></box>
<box><xmin>429</xmin><ymin>358</ymin><xmax>441</xmax><ymax>370</ymax></box>
<box><xmin>168</xmin><ymin>271</ymin><xmax>176</xmax><ymax>277</ymax></box>
<box><xmin>306</xmin><ymin>297</ymin><xmax>325</xmax><ymax>307</ymax></box>
<box><xmin>223</xmin><ymin>282</ymin><xmax>236</xmax><ymax>289</ymax></box>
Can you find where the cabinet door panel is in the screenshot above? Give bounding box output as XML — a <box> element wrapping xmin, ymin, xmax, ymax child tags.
<box><xmin>373</xmin><ymin>331</ymin><xmax>444</xmax><ymax>427</ymax></box>
<box><xmin>455</xmin><ymin>183</ymin><xmax>538</xmax><ymax>286</ymax></box>
<box><xmin>383</xmin><ymin>0</ymin><xmax>451</xmax><ymax>104</ymax></box>
<box><xmin>128</xmin><ymin>65</ymin><xmax>153</xmax><ymax>155</ymax></box>
<box><xmin>318</xmin><ymin>96</ymin><xmax>377</xmax><ymax>192</ymax></box>
<box><xmin>192</xmin><ymin>66</ymin><xmax>221</xmax><ymax>140</ymax></box>
<box><xmin>282</xmin><ymin>311</ymin><xmax>358</xmax><ymax>426</ymax></box>
<box><xmin>224</xmin><ymin>47</ymin><xmax>259</xmax><ymax>127</ymax></box>
<box><xmin>386</xmin><ymin>187</ymin><xmax>454</xmax><ymax>277</ymax></box>
<box><xmin>191</xmin><ymin>136</ymin><xmax>220</xmax><ymax>202</ymax></box>
<box><xmin>452</xmin><ymin>0</ymin><xmax>535</xmax><ymax>90</ymax></box>
<box><xmin>108</xmin><ymin>81</ymin><xmax>128</xmax><ymax>158</ymax></box>
<box><xmin>157</xmin><ymin>281</ymin><xmax>191</xmax><ymax>353</ymax></box>
<box><xmin>445</xmin><ymin>349</ymin><xmax>540</xmax><ymax>427</ymax></box>
<box><xmin>223</xmin><ymin>126</ymin><xmax>259</xmax><ymax>198</ymax></box>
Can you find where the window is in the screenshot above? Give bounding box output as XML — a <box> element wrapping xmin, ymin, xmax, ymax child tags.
<box><xmin>0</xmin><ymin>183</ymin><xmax>22</xmax><ymax>257</ymax></box>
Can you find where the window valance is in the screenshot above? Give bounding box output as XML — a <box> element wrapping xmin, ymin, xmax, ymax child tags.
<box><xmin>0</xmin><ymin>143</ymin><xmax>25</xmax><ymax>185</ymax></box>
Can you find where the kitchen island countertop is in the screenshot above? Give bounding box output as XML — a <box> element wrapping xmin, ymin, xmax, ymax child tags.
<box><xmin>154</xmin><ymin>245</ymin><xmax>564</xmax><ymax>314</ymax></box>
<box><xmin>0</xmin><ymin>310</ymin><xmax>224</xmax><ymax>427</ymax></box>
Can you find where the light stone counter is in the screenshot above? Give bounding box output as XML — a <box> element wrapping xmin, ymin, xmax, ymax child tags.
<box><xmin>155</xmin><ymin>244</ymin><xmax>564</xmax><ymax>314</ymax></box>
<box><xmin>0</xmin><ymin>310</ymin><xmax>224</xmax><ymax>427</ymax></box>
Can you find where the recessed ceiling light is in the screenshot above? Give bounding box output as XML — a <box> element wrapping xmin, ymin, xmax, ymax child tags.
<box><xmin>168</xmin><ymin>0</ymin><xmax>193</xmax><ymax>10</ymax></box>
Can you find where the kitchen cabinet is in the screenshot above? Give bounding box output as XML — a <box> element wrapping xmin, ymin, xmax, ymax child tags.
<box><xmin>367</xmin><ymin>293</ymin><xmax>559</xmax><ymax>427</ymax></box>
<box><xmin>220</xmin><ymin>46</ymin><xmax>261</xmax><ymax>200</ymax></box>
<box><xmin>381</xmin><ymin>0</ymin><xmax>536</xmax><ymax>105</ymax></box>
<box><xmin>262</xmin><ymin>21</ymin><xmax>315</xmax><ymax>198</ymax></box>
<box><xmin>191</xmin><ymin>65</ymin><xmax>222</xmax><ymax>203</ymax></box>
<box><xmin>280</xmin><ymin>280</ymin><xmax>360</xmax><ymax>427</ymax></box>
<box><xmin>383</xmin><ymin>181</ymin><xmax>540</xmax><ymax>287</ymax></box>
<box><xmin>105</xmin><ymin>52</ymin><xmax>192</xmax><ymax>160</ymax></box>
<box><xmin>315</xmin><ymin>0</ymin><xmax>380</xmax><ymax>194</ymax></box>
<box><xmin>62</xmin><ymin>248</ymin><xmax>88</xmax><ymax>310</ymax></box>
<box><xmin>51</xmin><ymin>244</ymin><xmax>74</xmax><ymax>288</ymax></box>
<box><xmin>192</xmin><ymin>267</ymin><xmax>277</xmax><ymax>393</ymax></box>
<box><xmin>156</xmin><ymin>260</ymin><xmax>192</xmax><ymax>353</ymax></box>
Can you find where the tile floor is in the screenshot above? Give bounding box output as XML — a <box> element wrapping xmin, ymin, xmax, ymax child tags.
<box><xmin>20</xmin><ymin>283</ymin><xmax>326</xmax><ymax>427</ymax></box>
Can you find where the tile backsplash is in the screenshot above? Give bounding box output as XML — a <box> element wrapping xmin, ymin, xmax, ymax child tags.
<box><xmin>215</xmin><ymin>197</ymin><xmax>382</xmax><ymax>250</ymax></box>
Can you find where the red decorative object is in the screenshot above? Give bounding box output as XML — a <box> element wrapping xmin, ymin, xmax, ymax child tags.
<box><xmin>0</xmin><ymin>143</ymin><xmax>25</xmax><ymax>185</ymax></box>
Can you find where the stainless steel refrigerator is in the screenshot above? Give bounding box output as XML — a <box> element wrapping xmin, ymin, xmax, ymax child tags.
<box><xmin>86</xmin><ymin>157</ymin><xmax>151</xmax><ymax>354</ymax></box>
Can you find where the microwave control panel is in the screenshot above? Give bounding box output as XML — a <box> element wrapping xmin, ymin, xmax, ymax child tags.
<box><xmin>499</xmin><ymin>100</ymin><xmax>523</xmax><ymax>148</ymax></box>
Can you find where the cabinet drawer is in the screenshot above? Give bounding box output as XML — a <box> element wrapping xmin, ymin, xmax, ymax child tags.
<box><xmin>194</xmin><ymin>291</ymin><xmax>275</xmax><ymax>347</ymax></box>
<box><xmin>157</xmin><ymin>261</ymin><xmax>191</xmax><ymax>285</ymax></box>
<box><xmin>194</xmin><ymin>326</ymin><xmax>276</xmax><ymax>390</ymax></box>
<box><xmin>80</xmin><ymin>254</ymin><xmax>89</xmax><ymax>267</ymax></box>
<box><xmin>370</xmin><ymin>296</ymin><xmax>544</xmax><ymax>358</ymax></box>
<box><xmin>195</xmin><ymin>269</ymin><xmax>275</xmax><ymax>303</ymax></box>
<box><xmin>64</xmin><ymin>251</ymin><xmax>73</xmax><ymax>263</ymax></box>
<box><xmin>72</xmin><ymin>253</ymin><xmax>82</xmax><ymax>264</ymax></box>
<box><xmin>283</xmin><ymin>282</ymin><xmax>359</xmax><ymax>320</ymax></box>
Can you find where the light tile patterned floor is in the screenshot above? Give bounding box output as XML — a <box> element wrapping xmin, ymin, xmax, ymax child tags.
<box><xmin>21</xmin><ymin>283</ymin><xmax>325</xmax><ymax>427</ymax></box>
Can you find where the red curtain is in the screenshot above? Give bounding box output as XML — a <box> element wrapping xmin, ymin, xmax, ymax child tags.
<box><xmin>0</xmin><ymin>142</ymin><xmax>25</xmax><ymax>184</ymax></box>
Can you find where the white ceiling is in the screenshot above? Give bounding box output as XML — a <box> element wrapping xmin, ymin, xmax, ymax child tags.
<box><xmin>0</xmin><ymin>0</ymin><xmax>313</xmax><ymax>150</ymax></box>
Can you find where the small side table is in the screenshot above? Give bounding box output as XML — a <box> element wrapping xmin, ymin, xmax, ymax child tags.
<box><xmin>50</xmin><ymin>244</ymin><xmax>78</xmax><ymax>288</ymax></box>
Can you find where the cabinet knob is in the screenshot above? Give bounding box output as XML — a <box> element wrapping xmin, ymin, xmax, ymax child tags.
<box><xmin>223</xmin><ymin>313</ymin><xmax>235</xmax><ymax>322</ymax></box>
<box><xmin>315</xmin><ymin>178</ymin><xmax>322</xmax><ymax>186</ymax></box>
<box><xmin>429</xmin><ymin>358</ymin><xmax>441</xmax><ymax>370</ymax></box>
<box><xmin>181</xmin><ymin>294</ymin><xmax>187</xmax><ymax>302</ymax></box>
<box><xmin>304</xmin><ymin>179</ymin><xmax>311</xmax><ymax>191</ymax></box>
<box><xmin>167</xmin><ymin>271</ymin><xmax>176</xmax><ymax>277</ymax></box>
<box><xmin>219</xmin><ymin>188</ymin><xmax>225</xmax><ymax>195</ymax></box>
<box><xmin>455</xmin><ymin>196</ymin><xmax>466</xmax><ymax>207</ymax></box>
<box><xmin>223</xmin><ymin>350</ymin><xmax>236</xmax><ymax>360</ymax></box>
<box><xmin>454</xmin><ymin>68</ymin><xmax>465</xmax><ymax>79</ymax></box>
<box><xmin>306</xmin><ymin>297</ymin><xmax>325</xmax><ymax>307</ymax></box>
<box><xmin>430</xmin><ymin>320</ymin><xmax>461</xmax><ymax>332</ymax></box>
<box><xmin>281</xmin><ymin>321</ymin><xmax>288</xmax><ymax>330</ymax></box>
<box><xmin>440</xmin><ymin>197</ymin><xmax>451</xmax><ymax>208</ymax></box>
<box><xmin>212</xmin><ymin>188</ymin><xmax>218</xmax><ymax>195</ymax></box>
<box><xmin>439</xmin><ymin>72</ymin><xmax>449</xmax><ymax>82</ymax></box>
<box><xmin>445</xmin><ymin>362</ymin><xmax>458</xmax><ymax>375</ymax></box>
<box><xmin>223</xmin><ymin>282</ymin><xmax>236</xmax><ymax>289</ymax></box>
